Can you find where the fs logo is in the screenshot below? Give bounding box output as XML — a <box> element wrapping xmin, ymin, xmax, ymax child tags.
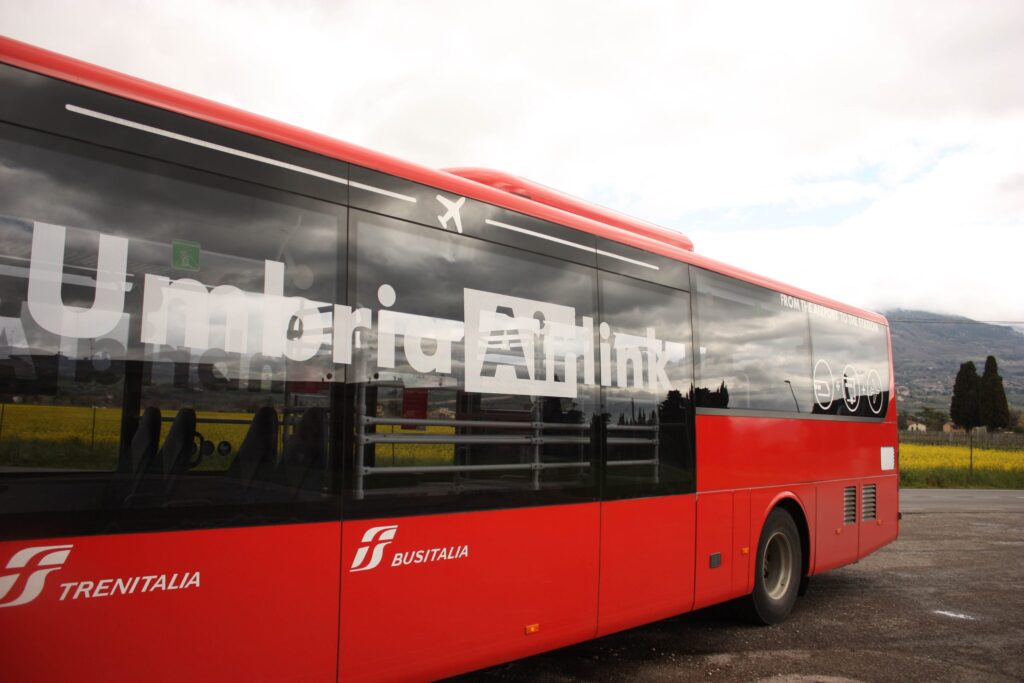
<box><xmin>0</xmin><ymin>545</ymin><xmax>73</xmax><ymax>608</ymax></box>
<box><xmin>349</xmin><ymin>526</ymin><xmax>398</xmax><ymax>572</ymax></box>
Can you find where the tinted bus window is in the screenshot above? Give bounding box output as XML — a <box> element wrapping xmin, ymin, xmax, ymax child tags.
<box><xmin>692</xmin><ymin>270</ymin><xmax>812</xmax><ymax>413</ymax></box>
<box><xmin>0</xmin><ymin>123</ymin><xmax>343</xmax><ymax>539</ymax></box>
<box><xmin>599</xmin><ymin>273</ymin><xmax>695</xmax><ymax>498</ymax></box>
<box><xmin>809</xmin><ymin>309</ymin><xmax>890</xmax><ymax>418</ymax></box>
<box><xmin>345</xmin><ymin>210</ymin><xmax>601</xmax><ymax>517</ymax></box>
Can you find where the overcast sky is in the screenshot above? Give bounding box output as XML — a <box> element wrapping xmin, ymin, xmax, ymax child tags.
<box><xmin>2</xmin><ymin>0</ymin><xmax>1022</xmax><ymax>323</ymax></box>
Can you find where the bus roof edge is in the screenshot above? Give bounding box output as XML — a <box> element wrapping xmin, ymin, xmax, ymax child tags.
<box><xmin>445</xmin><ymin>167</ymin><xmax>695</xmax><ymax>253</ymax></box>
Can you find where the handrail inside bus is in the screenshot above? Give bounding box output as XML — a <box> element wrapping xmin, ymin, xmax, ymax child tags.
<box><xmin>360</xmin><ymin>459</ymin><xmax>658</xmax><ymax>477</ymax></box>
<box><xmin>353</xmin><ymin>380</ymin><xmax>661</xmax><ymax>497</ymax></box>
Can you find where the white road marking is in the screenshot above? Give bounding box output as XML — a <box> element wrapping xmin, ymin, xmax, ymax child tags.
<box><xmin>933</xmin><ymin>610</ymin><xmax>976</xmax><ymax>620</ymax></box>
<box><xmin>66</xmin><ymin>104</ymin><xmax>416</xmax><ymax>203</ymax></box>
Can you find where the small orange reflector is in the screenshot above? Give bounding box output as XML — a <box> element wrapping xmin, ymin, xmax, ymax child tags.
<box><xmin>877</xmin><ymin>519</ymin><xmax>883</xmax><ymax>526</ymax></box>
<box><xmin>835</xmin><ymin>528</ymin><xmax>842</xmax><ymax>535</ymax></box>
<box><xmin>525</xmin><ymin>624</ymin><xmax>540</xmax><ymax>635</ymax></box>
<box><xmin>740</xmin><ymin>546</ymin><xmax>749</xmax><ymax>555</ymax></box>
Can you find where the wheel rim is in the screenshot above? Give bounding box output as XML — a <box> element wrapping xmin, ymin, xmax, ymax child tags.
<box><xmin>762</xmin><ymin>531</ymin><xmax>793</xmax><ymax>601</ymax></box>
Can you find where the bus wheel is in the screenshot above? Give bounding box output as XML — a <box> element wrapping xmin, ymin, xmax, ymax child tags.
<box><xmin>749</xmin><ymin>507</ymin><xmax>801</xmax><ymax>625</ymax></box>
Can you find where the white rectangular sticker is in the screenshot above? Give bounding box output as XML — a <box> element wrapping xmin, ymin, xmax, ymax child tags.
<box><xmin>881</xmin><ymin>446</ymin><xmax>895</xmax><ymax>471</ymax></box>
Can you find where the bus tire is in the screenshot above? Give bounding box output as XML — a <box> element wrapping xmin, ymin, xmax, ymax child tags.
<box><xmin>748</xmin><ymin>507</ymin><xmax>801</xmax><ymax>625</ymax></box>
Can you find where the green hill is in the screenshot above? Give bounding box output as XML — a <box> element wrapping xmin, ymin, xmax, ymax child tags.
<box><xmin>884</xmin><ymin>309</ymin><xmax>1024</xmax><ymax>416</ymax></box>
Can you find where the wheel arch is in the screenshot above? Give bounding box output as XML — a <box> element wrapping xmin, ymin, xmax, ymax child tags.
<box><xmin>758</xmin><ymin>492</ymin><xmax>812</xmax><ymax>582</ymax></box>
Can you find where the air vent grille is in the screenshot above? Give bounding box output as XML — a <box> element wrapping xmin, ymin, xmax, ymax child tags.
<box><xmin>863</xmin><ymin>484</ymin><xmax>877</xmax><ymax>521</ymax></box>
<box><xmin>843</xmin><ymin>486</ymin><xmax>857</xmax><ymax>524</ymax></box>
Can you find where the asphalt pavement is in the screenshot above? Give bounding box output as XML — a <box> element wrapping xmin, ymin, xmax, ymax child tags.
<box><xmin>899</xmin><ymin>488</ymin><xmax>1024</xmax><ymax>513</ymax></box>
<box><xmin>453</xmin><ymin>489</ymin><xmax>1024</xmax><ymax>682</ymax></box>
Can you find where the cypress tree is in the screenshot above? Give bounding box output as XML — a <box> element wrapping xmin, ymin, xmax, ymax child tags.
<box><xmin>950</xmin><ymin>361</ymin><xmax>981</xmax><ymax>430</ymax></box>
<box><xmin>978</xmin><ymin>355</ymin><xmax>1010</xmax><ymax>432</ymax></box>
<box><xmin>950</xmin><ymin>361</ymin><xmax>981</xmax><ymax>473</ymax></box>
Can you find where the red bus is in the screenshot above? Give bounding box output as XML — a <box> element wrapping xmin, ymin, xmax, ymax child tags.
<box><xmin>0</xmin><ymin>37</ymin><xmax>898</xmax><ymax>682</ymax></box>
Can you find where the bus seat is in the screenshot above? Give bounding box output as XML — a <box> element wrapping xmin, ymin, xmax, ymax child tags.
<box><xmin>278</xmin><ymin>407</ymin><xmax>326</xmax><ymax>492</ymax></box>
<box><xmin>161</xmin><ymin>408</ymin><xmax>198</xmax><ymax>477</ymax></box>
<box><xmin>124</xmin><ymin>406</ymin><xmax>163</xmax><ymax>504</ymax></box>
<box><xmin>228</xmin><ymin>406</ymin><xmax>279</xmax><ymax>490</ymax></box>
<box><xmin>130</xmin><ymin>406</ymin><xmax>162</xmax><ymax>475</ymax></box>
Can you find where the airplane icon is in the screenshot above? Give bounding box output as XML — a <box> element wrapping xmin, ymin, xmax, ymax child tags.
<box><xmin>436</xmin><ymin>195</ymin><xmax>466</xmax><ymax>233</ymax></box>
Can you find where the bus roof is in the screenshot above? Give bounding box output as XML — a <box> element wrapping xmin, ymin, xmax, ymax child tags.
<box><xmin>0</xmin><ymin>35</ymin><xmax>886</xmax><ymax>326</ymax></box>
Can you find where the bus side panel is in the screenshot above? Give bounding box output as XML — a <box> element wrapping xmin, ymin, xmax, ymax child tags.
<box><xmin>859</xmin><ymin>475</ymin><xmax>899</xmax><ymax>557</ymax></box>
<box><xmin>596</xmin><ymin>494</ymin><xmax>695</xmax><ymax>636</ymax></box>
<box><xmin>814</xmin><ymin>481</ymin><xmax>860</xmax><ymax>573</ymax></box>
<box><xmin>338</xmin><ymin>504</ymin><xmax>600</xmax><ymax>683</ymax></box>
<box><xmin>693</xmin><ymin>491</ymin><xmax>736</xmax><ymax>610</ymax></box>
<box><xmin>696</xmin><ymin>414</ymin><xmax>898</xmax><ymax>492</ymax></box>
<box><xmin>732</xmin><ymin>489</ymin><xmax>752</xmax><ymax>596</ymax></box>
<box><xmin>0</xmin><ymin>523</ymin><xmax>341</xmax><ymax>683</ymax></box>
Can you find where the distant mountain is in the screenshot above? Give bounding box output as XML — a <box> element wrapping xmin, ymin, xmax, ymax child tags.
<box><xmin>884</xmin><ymin>309</ymin><xmax>1024</xmax><ymax>416</ymax></box>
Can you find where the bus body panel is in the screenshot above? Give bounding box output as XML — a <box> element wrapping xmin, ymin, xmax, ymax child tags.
<box><xmin>858</xmin><ymin>475</ymin><xmax>899</xmax><ymax>557</ymax></box>
<box><xmin>0</xmin><ymin>523</ymin><xmax>341</xmax><ymax>683</ymax></box>
<box><xmin>815</xmin><ymin>481</ymin><xmax>864</xmax><ymax>572</ymax></box>
<box><xmin>693</xmin><ymin>490</ymin><xmax>736</xmax><ymax>610</ymax></box>
<box><xmin>596</xmin><ymin>494</ymin><xmax>696</xmax><ymax>637</ymax></box>
<box><xmin>337</xmin><ymin>504</ymin><xmax>600</xmax><ymax>683</ymax></box>
<box><xmin>698</xmin><ymin>413</ymin><xmax>898</xmax><ymax>577</ymax></box>
<box><xmin>696</xmin><ymin>414</ymin><xmax>899</xmax><ymax>490</ymax></box>
<box><xmin>731</xmin><ymin>489</ymin><xmax>752</xmax><ymax>596</ymax></box>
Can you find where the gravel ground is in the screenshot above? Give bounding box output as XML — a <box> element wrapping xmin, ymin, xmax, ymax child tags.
<box><xmin>453</xmin><ymin>490</ymin><xmax>1024</xmax><ymax>682</ymax></box>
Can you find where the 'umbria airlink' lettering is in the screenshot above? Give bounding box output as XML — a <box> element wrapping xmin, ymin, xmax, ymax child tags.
<box><xmin>21</xmin><ymin>222</ymin><xmax>687</xmax><ymax>399</ymax></box>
